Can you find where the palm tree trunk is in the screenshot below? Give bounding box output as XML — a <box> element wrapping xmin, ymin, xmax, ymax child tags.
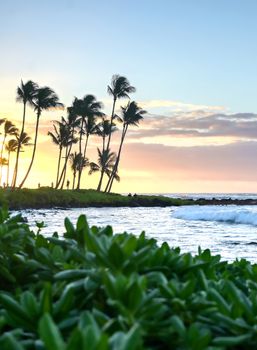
<box><xmin>78</xmin><ymin>119</ymin><xmax>83</xmax><ymax>155</ymax></box>
<box><xmin>101</xmin><ymin>98</ymin><xmax>116</xmax><ymax>190</ymax></box>
<box><xmin>105</xmin><ymin>125</ymin><xmax>127</xmax><ymax>193</ymax></box>
<box><xmin>76</xmin><ymin>134</ymin><xmax>89</xmax><ymax>190</ymax></box>
<box><xmin>60</xmin><ymin>147</ymin><xmax>69</xmax><ymax>189</ymax></box>
<box><xmin>18</xmin><ymin>113</ymin><xmax>40</xmax><ymax>189</ymax></box>
<box><xmin>55</xmin><ymin>146</ymin><xmax>62</xmax><ymax>187</ymax></box>
<box><xmin>106</xmin><ymin>97</ymin><xmax>116</xmax><ymax>151</ymax></box>
<box><xmin>75</xmin><ymin>119</ymin><xmax>84</xmax><ymax>190</ymax></box>
<box><xmin>102</xmin><ymin>134</ymin><xmax>105</xmax><ymax>153</ymax></box>
<box><xmin>72</xmin><ymin>171</ymin><xmax>76</xmax><ymax>190</ymax></box>
<box><xmin>6</xmin><ymin>152</ymin><xmax>10</xmax><ymax>186</ymax></box>
<box><xmin>97</xmin><ymin>168</ymin><xmax>105</xmax><ymax>191</ymax></box>
<box><xmin>0</xmin><ymin>134</ymin><xmax>6</xmax><ymax>185</ymax></box>
<box><xmin>56</xmin><ymin>127</ymin><xmax>74</xmax><ymax>189</ymax></box>
<box><xmin>12</xmin><ymin>102</ymin><xmax>26</xmax><ymax>188</ymax></box>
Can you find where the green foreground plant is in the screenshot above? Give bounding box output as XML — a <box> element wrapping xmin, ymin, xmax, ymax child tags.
<box><xmin>0</xmin><ymin>209</ymin><xmax>257</xmax><ymax>349</ymax></box>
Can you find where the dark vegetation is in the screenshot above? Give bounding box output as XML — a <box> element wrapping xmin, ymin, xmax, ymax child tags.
<box><xmin>0</xmin><ymin>188</ymin><xmax>255</xmax><ymax>210</ymax></box>
<box><xmin>0</xmin><ymin>188</ymin><xmax>190</xmax><ymax>210</ymax></box>
<box><xmin>0</xmin><ymin>209</ymin><xmax>256</xmax><ymax>349</ymax></box>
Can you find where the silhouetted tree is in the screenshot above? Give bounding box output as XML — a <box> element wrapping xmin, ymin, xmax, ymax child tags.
<box><xmin>8</xmin><ymin>132</ymin><xmax>31</xmax><ymax>187</ymax></box>
<box><xmin>69</xmin><ymin>152</ymin><xmax>89</xmax><ymax>190</ymax></box>
<box><xmin>89</xmin><ymin>148</ymin><xmax>119</xmax><ymax>191</ymax></box>
<box><xmin>96</xmin><ymin>117</ymin><xmax>117</xmax><ymax>153</ymax></box>
<box><xmin>0</xmin><ymin>120</ymin><xmax>18</xmax><ymax>185</ymax></box>
<box><xmin>55</xmin><ymin>111</ymin><xmax>80</xmax><ymax>189</ymax></box>
<box><xmin>12</xmin><ymin>80</ymin><xmax>38</xmax><ymax>188</ymax></box>
<box><xmin>19</xmin><ymin>87</ymin><xmax>63</xmax><ymax>188</ymax></box>
<box><xmin>76</xmin><ymin>95</ymin><xmax>103</xmax><ymax>189</ymax></box>
<box><xmin>5</xmin><ymin>139</ymin><xmax>18</xmax><ymax>186</ymax></box>
<box><xmin>105</xmin><ymin>101</ymin><xmax>146</xmax><ymax>192</ymax></box>
<box><xmin>106</xmin><ymin>75</ymin><xmax>135</xmax><ymax>152</ymax></box>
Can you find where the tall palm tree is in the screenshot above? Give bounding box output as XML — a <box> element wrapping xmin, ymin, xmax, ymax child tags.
<box><xmin>5</xmin><ymin>139</ymin><xmax>18</xmax><ymax>187</ymax></box>
<box><xmin>12</xmin><ymin>80</ymin><xmax>38</xmax><ymax>188</ymax></box>
<box><xmin>69</xmin><ymin>152</ymin><xmax>89</xmax><ymax>190</ymax></box>
<box><xmin>76</xmin><ymin>95</ymin><xmax>103</xmax><ymax>189</ymax></box>
<box><xmin>18</xmin><ymin>86</ymin><xmax>63</xmax><ymax>189</ymax></box>
<box><xmin>89</xmin><ymin>148</ymin><xmax>119</xmax><ymax>191</ymax></box>
<box><xmin>106</xmin><ymin>75</ymin><xmax>135</xmax><ymax>152</ymax></box>
<box><xmin>0</xmin><ymin>121</ymin><xmax>18</xmax><ymax>184</ymax></box>
<box><xmin>105</xmin><ymin>101</ymin><xmax>146</xmax><ymax>192</ymax></box>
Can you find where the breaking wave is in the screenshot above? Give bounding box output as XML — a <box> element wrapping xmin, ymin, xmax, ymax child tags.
<box><xmin>172</xmin><ymin>206</ymin><xmax>257</xmax><ymax>226</ymax></box>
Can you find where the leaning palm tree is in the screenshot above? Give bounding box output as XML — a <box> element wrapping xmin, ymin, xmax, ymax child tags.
<box><xmin>12</xmin><ymin>80</ymin><xmax>38</xmax><ymax>188</ymax></box>
<box><xmin>105</xmin><ymin>101</ymin><xmax>146</xmax><ymax>192</ymax></box>
<box><xmin>18</xmin><ymin>86</ymin><xmax>63</xmax><ymax>189</ymax></box>
<box><xmin>89</xmin><ymin>148</ymin><xmax>119</xmax><ymax>191</ymax></box>
<box><xmin>76</xmin><ymin>95</ymin><xmax>103</xmax><ymax>189</ymax></box>
<box><xmin>106</xmin><ymin>75</ymin><xmax>135</xmax><ymax>151</ymax></box>
<box><xmin>69</xmin><ymin>152</ymin><xmax>89</xmax><ymax>190</ymax></box>
<box><xmin>0</xmin><ymin>120</ymin><xmax>18</xmax><ymax>184</ymax></box>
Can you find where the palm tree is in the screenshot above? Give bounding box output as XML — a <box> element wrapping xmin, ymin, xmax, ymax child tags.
<box><xmin>5</xmin><ymin>139</ymin><xmax>18</xmax><ymax>186</ymax></box>
<box><xmin>69</xmin><ymin>152</ymin><xmax>89</xmax><ymax>190</ymax></box>
<box><xmin>48</xmin><ymin>121</ymin><xmax>66</xmax><ymax>188</ymax></box>
<box><xmin>53</xmin><ymin>117</ymin><xmax>77</xmax><ymax>189</ymax></box>
<box><xmin>105</xmin><ymin>101</ymin><xmax>146</xmax><ymax>192</ymax></box>
<box><xmin>7</xmin><ymin>132</ymin><xmax>31</xmax><ymax>187</ymax></box>
<box><xmin>18</xmin><ymin>86</ymin><xmax>63</xmax><ymax>189</ymax></box>
<box><xmin>76</xmin><ymin>95</ymin><xmax>103</xmax><ymax>189</ymax></box>
<box><xmin>12</xmin><ymin>80</ymin><xmax>38</xmax><ymax>188</ymax></box>
<box><xmin>0</xmin><ymin>158</ymin><xmax>8</xmax><ymax>185</ymax></box>
<box><xmin>0</xmin><ymin>121</ymin><xmax>18</xmax><ymax>184</ymax></box>
<box><xmin>106</xmin><ymin>75</ymin><xmax>135</xmax><ymax>152</ymax></box>
<box><xmin>96</xmin><ymin>117</ymin><xmax>117</xmax><ymax>153</ymax></box>
<box><xmin>89</xmin><ymin>148</ymin><xmax>119</xmax><ymax>191</ymax></box>
<box><xmin>55</xmin><ymin>111</ymin><xmax>80</xmax><ymax>189</ymax></box>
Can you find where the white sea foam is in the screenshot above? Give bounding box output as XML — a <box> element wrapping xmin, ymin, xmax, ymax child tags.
<box><xmin>172</xmin><ymin>206</ymin><xmax>257</xmax><ymax>226</ymax></box>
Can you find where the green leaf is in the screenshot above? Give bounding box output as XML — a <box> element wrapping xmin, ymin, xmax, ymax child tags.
<box><xmin>213</xmin><ymin>333</ymin><xmax>252</xmax><ymax>346</ymax></box>
<box><xmin>39</xmin><ymin>313</ymin><xmax>65</xmax><ymax>350</ymax></box>
<box><xmin>40</xmin><ymin>283</ymin><xmax>52</xmax><ymax>314</ymax></box>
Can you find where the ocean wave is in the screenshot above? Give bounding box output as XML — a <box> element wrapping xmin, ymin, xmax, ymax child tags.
<box><xmin>172</xmin><ymin>206</ymin><xmax>257</xmax><ymax>226</ymax></box>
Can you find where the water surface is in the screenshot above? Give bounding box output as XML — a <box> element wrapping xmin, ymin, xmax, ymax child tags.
<box><xmin>15</xmin><ymin>205</ymin><xmax>257</xmax><ymax>263</ymax></box>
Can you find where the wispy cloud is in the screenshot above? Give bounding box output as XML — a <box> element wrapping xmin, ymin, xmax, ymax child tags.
<box><xmin>123</xmin><ymin>111</ymin><xmax>257</xmax><ymax>146</ymax></box>
<box><xmin>138</xmin><ymin>99</ymin><xmax>226</xmax><ymax>114</ymax></box>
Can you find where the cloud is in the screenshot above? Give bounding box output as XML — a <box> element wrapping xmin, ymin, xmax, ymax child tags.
<box><xmin>138</xmin><ymin>99</ymin><xmax>226</xmax><ymax>114</ymax></box>
<box><xmin>123</xmin><ymin>111</ymin><xmax>257</xmax><ymax>146</ymax></box>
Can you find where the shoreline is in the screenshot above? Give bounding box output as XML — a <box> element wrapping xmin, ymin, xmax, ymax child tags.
<box><xmin>2</xmin><ymin>188</ymin><xmax>257</xmax><ymax>210</ymax></box>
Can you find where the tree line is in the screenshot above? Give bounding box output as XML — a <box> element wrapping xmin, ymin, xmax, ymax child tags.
<box><xmin>0</xmin><ymin>75</ymin><xmax>146</xmax><ymax>192</ymax></box>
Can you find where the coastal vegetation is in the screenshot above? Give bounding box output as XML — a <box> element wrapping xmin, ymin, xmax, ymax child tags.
<box><xmin>0</xmin><ymin>208</ymin><xmax>257</xmax><ymax>349</ymax></box>
<box><xmin>0</xmin><ymin>75</ymin><xmax>144</xmax><ymax>193</ymax></box>
<box><xmin>0</xmin><ymin>188</ymin><xmax>189</xmax><ymax>210</ymax></box>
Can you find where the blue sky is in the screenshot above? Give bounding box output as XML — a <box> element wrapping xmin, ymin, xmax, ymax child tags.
<box><xmin>1</xmin><ymin>0</ymin><xmax>257</xmax><ymax>112</ymax></box>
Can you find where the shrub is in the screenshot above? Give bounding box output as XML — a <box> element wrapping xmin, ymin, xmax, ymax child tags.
<box><xmin>0</xmin><ymin>208</ymin><xmax>256</xmax><ymax>349</ymax></box>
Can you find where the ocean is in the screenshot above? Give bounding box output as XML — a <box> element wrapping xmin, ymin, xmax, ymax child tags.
<box><xmin>14</xmin><ymin>193</ymin><xmax>257</xmax><ymax>263</ymax></box>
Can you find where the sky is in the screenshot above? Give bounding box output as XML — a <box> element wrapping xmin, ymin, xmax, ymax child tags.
<box><xmin>1</xmin><ymin>0</ymin><xmax>257</xmax><ymax>193</ymax></box>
